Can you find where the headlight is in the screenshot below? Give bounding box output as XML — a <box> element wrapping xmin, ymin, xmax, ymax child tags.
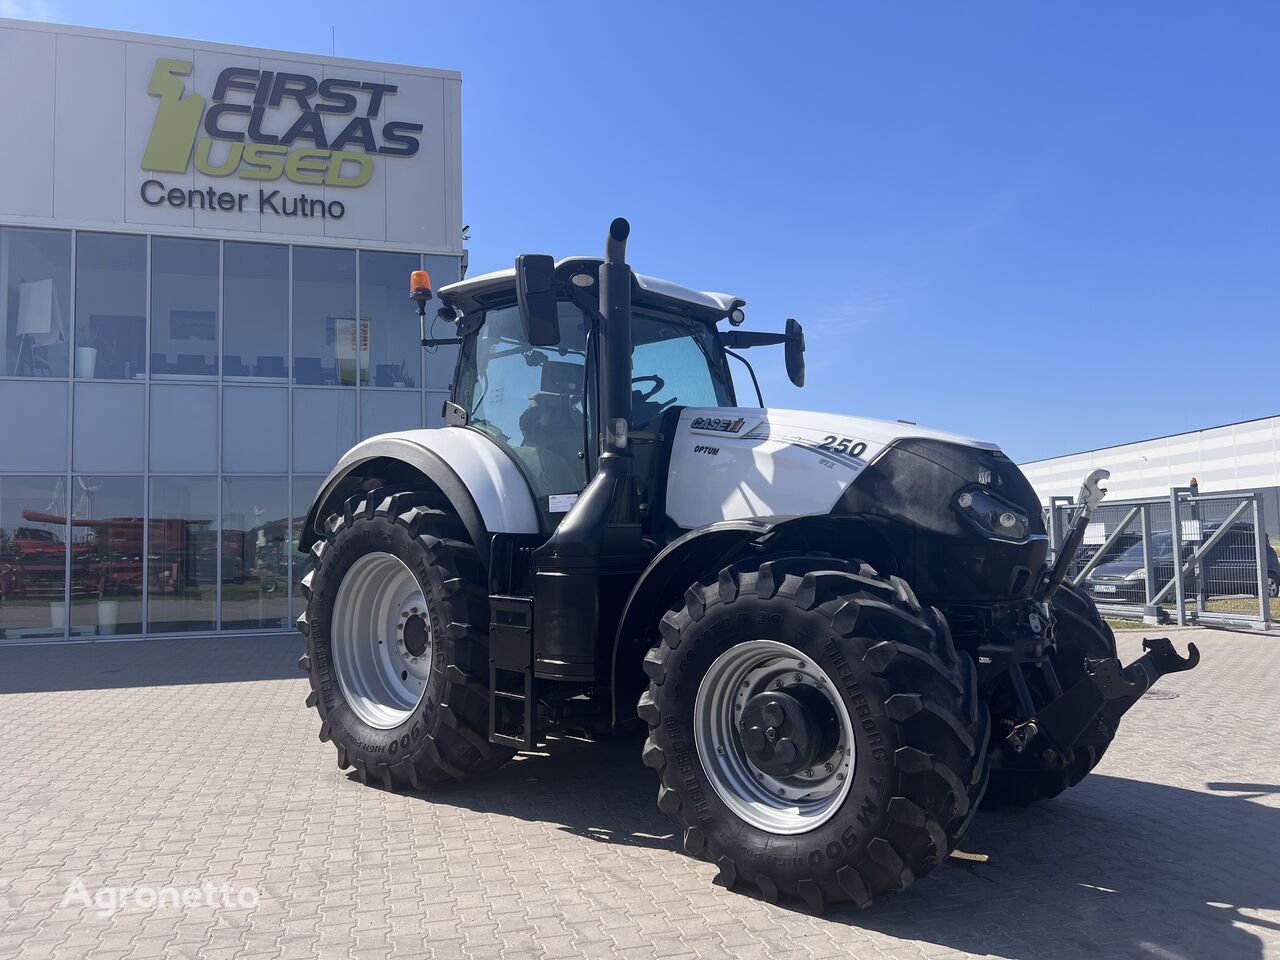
<box><xmin>1124</xmin><ymin>569</ymin><xmax>1145</xmax><ymax>581</ymax></box>
<box><xmin>955</xmin><ymin>487</ymin><xmax>1030</xmax><ymax>542</ymax></box>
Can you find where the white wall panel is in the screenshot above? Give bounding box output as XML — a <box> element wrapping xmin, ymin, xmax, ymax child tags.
<box><xmin>0</xmin><ymin>26</ymin><xmax>56</xmax><ymax>218</ymax></box>
<box><xmin>54</xmin><ymin>35</ymin><xmax>127</xmax><ymax>223</ymax></box>
<box><xmin>1022</xmin><ymin>416</ymin><xmax>1280</xmax><ymax>504</ymax></box>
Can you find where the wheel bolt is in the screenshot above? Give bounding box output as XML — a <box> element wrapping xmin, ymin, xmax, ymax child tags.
<box><xmin>793</xmin><ymin>673</ymin><xmax>803</xmax><ymax>683</ymax></box>
<box><xmin>802</xmin><ymin>768</ymin><xmax>813</xmax><ymax>778</ymax></box>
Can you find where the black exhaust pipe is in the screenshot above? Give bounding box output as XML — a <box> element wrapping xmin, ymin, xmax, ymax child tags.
<box><xmin>597</xmin><ymin>217</ymin><xmax>634</xmax><ymax>461</ymax></box>
<box><xmin>531</xmin><ymin>217</ymin><xmax>647</xmax><ymax>683</ymax></box>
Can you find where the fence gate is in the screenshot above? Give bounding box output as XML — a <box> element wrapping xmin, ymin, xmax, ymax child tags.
<box><xmin>1048</xmin><ymin>487</ymin><xmax>1275</xmax><ymax>630</ymax></box>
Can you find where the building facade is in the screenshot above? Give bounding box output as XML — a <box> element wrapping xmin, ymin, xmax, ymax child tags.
<box><xmin>0</xmin><ymin>18</ymin><xmax>463</xmax><ymax>642</ymax></box>
<box><xmin>1020</xmin><ymin>415</ymin><xmax>1280</xmax><ymax>536</ymax></box>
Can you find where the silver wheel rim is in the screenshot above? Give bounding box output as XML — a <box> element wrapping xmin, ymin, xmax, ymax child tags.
<box><xmin>1269</xmin><ymin>576</ymin><xmax>1278</xmax><ymax>599</ymax></box>
<box><xmin>331</xmin><ymin>552</ymin><xmax>432</xmax><ymax>729</ymax></box>
<box><xmin>694</xmin><ymin>640</ymin><xmax>855</xmax><ymax>835</ymax></box>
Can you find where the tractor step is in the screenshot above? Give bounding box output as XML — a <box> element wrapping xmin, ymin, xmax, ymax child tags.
<box><xmin>488</xmin><ymin>594</ymin><xmax>536</xmax><ymax>750</ymax></box>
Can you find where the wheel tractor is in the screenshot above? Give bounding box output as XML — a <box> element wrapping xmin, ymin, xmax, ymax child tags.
<box><xmin>296</xmin><ymin>218</ymin><xmax>1198</xmax><ymax>911</ymax></box>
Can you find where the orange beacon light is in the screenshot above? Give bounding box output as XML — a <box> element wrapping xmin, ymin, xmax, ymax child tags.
<box><xmin>409</xmin><ymin>270</ymin><xmax>433</xmax><ymax>308</ymax></box>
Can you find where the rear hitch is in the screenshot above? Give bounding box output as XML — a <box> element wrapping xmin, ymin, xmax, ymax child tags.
<box><xmin>1018</xmin><ymin>638</ymin><xmax>1200</xmax><ymax>754</ymax></box>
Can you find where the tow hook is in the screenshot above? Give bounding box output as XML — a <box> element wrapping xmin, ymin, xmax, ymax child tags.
<box><xmin>1030</xmin><ymin>637</ymin><xmax>1200</xmax><ymax>753</ymax></box>
<box><xmin>1003</xmin><ymin>718</ymin><xmax>1039</xmax><ymax>754</ymax></box>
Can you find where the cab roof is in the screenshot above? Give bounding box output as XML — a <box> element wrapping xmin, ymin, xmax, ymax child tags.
<box><xmin>438</xmin><ymin>257</ymin><xmax>744</xmax><ymax>323</ymax></box>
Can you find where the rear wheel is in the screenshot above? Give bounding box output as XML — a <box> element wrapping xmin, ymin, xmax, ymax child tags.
<box><xmin>297</xmin><ymin>486</ymin><xmax>512</xmax><ymax>788</ymax></box>
<box><xmin>639</xmin><ymin>556</ymin><xmax>989</xmax><ymax>911</ymax></box>
<box><xmin>982</xmin><ymin>582</ymin><xmax>1117</xmax><ymax>808</ymax></box>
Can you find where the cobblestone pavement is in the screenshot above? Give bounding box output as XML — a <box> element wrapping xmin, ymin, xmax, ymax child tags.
<box><xmin>0</xmin><ymin>627</ymin><xmax>1276</xmax><ymax>960</ymax></box>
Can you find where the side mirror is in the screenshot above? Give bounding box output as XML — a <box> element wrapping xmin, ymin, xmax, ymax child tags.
<box><xmin>785</xmin><ymin>318</ymin><xmax>805</xmax><ymax>387</ymax></box>
<box><xmin>516</xmin><ymin>254</ymin><xmax>560</xmax><ymax>347</ymax></box>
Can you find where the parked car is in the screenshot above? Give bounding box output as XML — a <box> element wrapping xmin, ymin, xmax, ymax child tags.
<box><xmin>1086</xmin><ymin>522</ymin><xmax>1280</xmax><ymax>603</ymax></box>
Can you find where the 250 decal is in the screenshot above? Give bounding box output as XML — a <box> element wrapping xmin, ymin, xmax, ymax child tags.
<box><xmin>818</xmin><ymin>436</ymin><xmax>867</xmax><ymax>458</ymax></box>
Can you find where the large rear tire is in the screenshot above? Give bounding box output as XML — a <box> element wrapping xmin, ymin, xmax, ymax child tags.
<box><xmin>297</xmin><ymin>486</ymin><xmax>512</xmax><ymax>788</ymax></box>
<box><xmin>639</xmin><ymin>556</ymin><xmax>989</xmax><ymax>911</ymax></box>
<box><xmin>982</xmin><ymin>582</ymin><xmax>1118</xmax><ymax>808</ymax></box>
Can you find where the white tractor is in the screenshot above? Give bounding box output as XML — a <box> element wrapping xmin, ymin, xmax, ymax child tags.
<box><xmin>297</xmin><ymin>218</ymin><xmax>1197</xmax><ymax>911</ymax></box>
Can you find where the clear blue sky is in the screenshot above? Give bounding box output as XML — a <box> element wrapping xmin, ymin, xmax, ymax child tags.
<box><xmin>10</xmin><ymin>0</ymin><xmax>1279</xmax><ymax>461</ymax></box>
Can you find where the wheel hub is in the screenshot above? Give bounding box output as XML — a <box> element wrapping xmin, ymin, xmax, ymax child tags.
<box><xmin>740</xmin><ymin>687</ymin><xmax>838</xmax><ymax>778</ymax></box>
<box><xmin>400</xmin><ymin>611</ymin><xmax>430</xmax><ymax>660</ymax></box>
<box><xmin>694</xmin><ymin>640</ymin><xmax>856</xmax><ymax>834</ymax></box>
<box><xmin>331</xmin><ymin>552</ymin><xmax>432</xmax><ymax>729</ymax></box>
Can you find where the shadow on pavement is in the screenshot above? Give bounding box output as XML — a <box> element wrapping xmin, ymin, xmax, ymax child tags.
<box><xmin>0</xmin><ymin>633</ymin><xmax>301</xmax><ymax>693</ymax></box>
<box><xmin>403</xmin><ymin>733</ymin><xmax>1279</xmax><ymax>960</ymax></box>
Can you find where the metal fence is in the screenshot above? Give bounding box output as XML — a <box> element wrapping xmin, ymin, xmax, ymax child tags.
<box><xmin>1048</xmin><ymin>487</ymin><xmax>1276</xmax><ymax>630</ymax></box>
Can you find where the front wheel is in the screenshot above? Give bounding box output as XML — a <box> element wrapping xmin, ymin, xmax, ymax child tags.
<box><xmin>639</xmin><ymin>556</ymin><xmax>989</xmax><ymax>912</ymax></box>
<box><xmin>297</xmin><ymin>486</ymin><xmax>512</xmax><ymax>788</ymax></box>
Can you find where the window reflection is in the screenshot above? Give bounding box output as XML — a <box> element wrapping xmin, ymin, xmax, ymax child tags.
<box><xmin>292</xmin><ymin>247</ymin><xmax>356</xmax><ymax>386</ymax></box>
<box><xmin>224</xmin><ymin>242</ymin><xmax>288</xmax><ymax>380</ymax></box>
<box><xmin>0</xmin><ymin>476</ymin><xmax>67</xmax><ymax>639</ymax></box>
<box><xmin>75</xmin><ymin>233</ymin><xmax>146</xmax><ymax>380</ymax></box>
<box><xmin>147</xmin><ymin>477</ymin><xmax>217</xmax><ymax>633</ymax></box>
<box><xmin>69</xmin><ymin>477</ymin><xmax>144</xmax><ymax>636</ymax></box>
<box><xmin>151</xmin><ymin>237</ymin><xmax>219</xmax><ymax>378</ymax></box>
<box><xmin>1</xmin><ymin>228</ymin><xmax>71</xmax><ymax>378</ymax></box>
<box><xmin>292</xmin><ymin>476</ymin><xmax>324</xmax><ymax>618</ymax></box>
<box><xmin>361</xmin><ymin>251</ymin><xmax>420</xmax><ymax>387</ymax></box>
<box><xmin>221</xmin><ymin>477</ymin><xmax>290</xmax><ymax>629</ymax></box>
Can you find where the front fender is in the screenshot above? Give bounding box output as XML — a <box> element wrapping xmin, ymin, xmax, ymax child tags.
<box><xmin>299</xmin><ymin>428</ymin><xmax>540</xmax><ymax>562</ymax></box>
<box><xmin>610</xmin><ymin>514</ymin><xmax>897</xmax><ymax>723</ymax></box>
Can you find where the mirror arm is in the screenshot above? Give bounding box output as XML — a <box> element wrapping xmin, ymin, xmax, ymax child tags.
<box><xmin>725</xmin><ymin>348</ymin><xmax>764</xmax><ymax>406</ymax></box>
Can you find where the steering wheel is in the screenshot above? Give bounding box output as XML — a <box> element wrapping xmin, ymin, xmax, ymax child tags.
<box><xmin>632</xmin><ymin>375</ymin><xmax>666</xmax><ymax>401</ymax></box>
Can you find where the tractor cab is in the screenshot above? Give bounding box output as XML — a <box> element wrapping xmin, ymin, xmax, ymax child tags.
<box><xmin>434</xmin><ymin>256</ymin><xmax>747</xmax><ymax>535</ymax></box>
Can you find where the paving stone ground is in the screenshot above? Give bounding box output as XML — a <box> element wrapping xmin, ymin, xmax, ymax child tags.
<box><xmin>0</xmin><ymin>627</ymin><xmax>1277</xmax><ymax>960</ymax></box>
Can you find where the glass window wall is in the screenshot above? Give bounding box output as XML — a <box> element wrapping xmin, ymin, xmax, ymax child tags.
<box><xmin>224</xmin><ymin>242</ymin><xmax>289</xmax><ymax>380</ymax></box>
<box><xmin>0</xmin><ymin>229</ymin><xmax>459</xmax><ymax>641</ymax></box>
<box><xmin>69</xmin><ymin>476</ymin><xmax>145</xmax><ymax>637</ymax></box>
<box><xmin>1</xmin><ymin>228</ymin><xmax>71</xmax><ymax>378</ymax></box>
<box><xmin>151</xmin><ymin>237</ymin><xmax>219</xmax><ymax>377</ymax></box>
<box><xmin>0</xmin><ymin>476</ymin><xmax>67</xmax><ymax>640</ymax></box>
<box><xmin>361</xmin><ymin>250</ymin><xmax>421</xmax><ymax>387</ymax></box>
<box><xmin>75</xmin><ymin>232</ymin><xmax>146</xmax><ymax>380</ymax></box>
<box><xmin>293</xmin><ymin>247</ymin><xmax>356</xmax><ymax>386</ymax></box>
<box><xmin>147</xmin><ymin>477</ymin><xmax>218</xmax><ymax>633</ymax></box>
<box><xmin>221</xmin><ymin>477</ymin><xmax>290</xmax><ymax>630</ymax></box>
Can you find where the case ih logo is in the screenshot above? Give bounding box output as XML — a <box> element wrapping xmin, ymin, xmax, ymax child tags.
<box><xmin>141</xmin><ymin>58</ymin><xmax>423</xmax><ymax>189</ymax></box>
<box><xmin>690</xmin><ymin>416</ymin><xmax>746</xmax><ymax>434</ymax></box>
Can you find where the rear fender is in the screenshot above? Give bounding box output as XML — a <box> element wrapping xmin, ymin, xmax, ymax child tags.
<box><xmin>299</xmin><ymin>428</ymin><xmax>540</xmax><ymax>565</ymax></box>
<box><xmin>610</xmin><ymin>514</ymin><xmax>897</xmax><ymax>723</ymax></box>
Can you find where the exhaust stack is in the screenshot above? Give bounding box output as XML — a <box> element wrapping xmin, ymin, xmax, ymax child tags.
<box><xmin>530</xmin><ymin>217</ymin><xmax>647</xmax><ymax>683</ymax></box>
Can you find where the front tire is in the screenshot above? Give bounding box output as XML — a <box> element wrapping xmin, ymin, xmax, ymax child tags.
<box><xmin>639</xmin><ymin>556</ymin><xmax>989</xmax><ymax>911</ymax></box>
<box><xmin>297</xmin><ymin>487</ymin><xmax>512</xmax><ymax>788</ymax></box>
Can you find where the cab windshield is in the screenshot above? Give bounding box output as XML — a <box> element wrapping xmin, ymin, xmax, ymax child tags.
<box><xmin>454</xmin><ymin>299</ymin><xmax>732</xmax><ymax>523</ymax></box>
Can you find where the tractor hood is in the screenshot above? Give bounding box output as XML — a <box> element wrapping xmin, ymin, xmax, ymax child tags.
<box><xmin>665</xmin><ymin>407</ymin><xmax>1000</xmax><ymax>530</ymax></box>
